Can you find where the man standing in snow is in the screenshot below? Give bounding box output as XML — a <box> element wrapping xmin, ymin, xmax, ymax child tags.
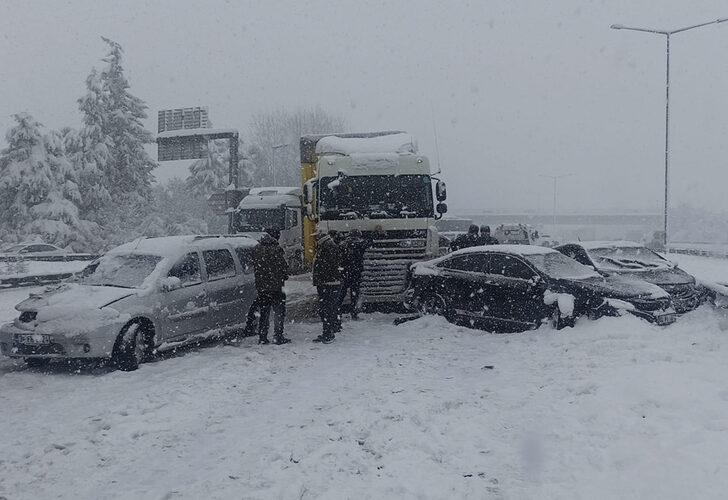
<box><xmin>312</xmin><ymin>230</ymin><xmax>342</xmax><ymax>343</ymax></box>
<box><xmin>253</xmin><ymin>230</ymin><xmax>291</xmax><ymax>345</ymax></box>
<box><xmin>450</xmin><ymin>224</ymin><xmax>480</xmax><ymax>251</ymax></box>
<box><xmin>339</xmin><ymin>229</ymin><xmax>371</xmax><ymax>320</ymax></box>
<box><xmin>478</xmin><ymin>225</ymin><xmax>499</xmax><ymax>246</ymax></box>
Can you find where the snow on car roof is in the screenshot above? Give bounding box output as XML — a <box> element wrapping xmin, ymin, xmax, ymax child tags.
<box><xmin>421</xmin><ymin>244</ymin><xmax>556</xmax><ymax>268</ymax></box>
<box><xmin>315</xmin><ymin>133</ymin><xmax>417</xmax><ymax>155</ymax></box>
<box><xmin>108</xmin><ymin>235</ymin><xmax>257</xmax><ymax>259</ymax></box>
<box><xmin>574</xmin><ymin>241</ymin><xmax>646</xmax><ymax>251</ymax></box>
<box><xmin>452</xmin><ymin>244</ymin><xmax>558</xmax><ymax>257</ymax></box>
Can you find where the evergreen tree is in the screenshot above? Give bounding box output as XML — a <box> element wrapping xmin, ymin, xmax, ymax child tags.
<box><xmin>98</xmin><ymin>37</ymin><xmax>156</xmax><ymax>199</ymax></box>
<box><xmin>0</xmin><ymin>113</ymin><xmax>49</xmax><ymax>232</ymax></box>
<box><xmin>186</xmin><ymin>139</ymin><xmax>231</xmax><ymax>197</ymax></box>
<box><xmin>0</xmin><ymin>114</ymin><xmax>95</xmax><ymax>249</ymax></box>
<box><xmin>75</xmin><ymin>69</ymin><xmax>112</xmax><ymax>219</ymax></box>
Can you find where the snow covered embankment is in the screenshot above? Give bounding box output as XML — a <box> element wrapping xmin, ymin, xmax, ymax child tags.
<box><xmin>2</xmin><ymin>307</ymin><xmax>728</xmax><ymax>498</ymax></box>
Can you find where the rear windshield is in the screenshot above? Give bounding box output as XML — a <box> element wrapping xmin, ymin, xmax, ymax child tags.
<box><xmin>526</xmin><ymin>252</ymin><xmax>600</xmax><ymax>280</ymax></box>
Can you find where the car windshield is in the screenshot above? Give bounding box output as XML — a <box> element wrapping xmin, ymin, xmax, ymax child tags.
<box><xmin>78</xmin><ymin>254</ymin><xmax>162</xmax><ymax>288</ymax></box>
<box><xmin>588</xmin><ymin>246</ymin><xmax>670</xmax><ymax>270</ymax></box>
<box><xmin>237</xmin><ymin>208</ymin><xmax>284</xmax><ymax>231</ymax></box>
<box><xmin>526</xmin><ymin>252</ymin><xmax>601</xmax><ymax>280</ymax></box>
<box><xmin>319</xmin><ymin>174</ymin><xmax>433</xmax><ymax>219</ymax></box>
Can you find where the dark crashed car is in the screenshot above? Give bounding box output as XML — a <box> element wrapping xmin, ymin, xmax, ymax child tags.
<box><xmin>404</xmin><ymin>245</ymin><xmax>676</xmax><ymax>332</ymax></box>
<box><xmin>555</xmin><ymin>241</ymin><xmax>711</xmax><ymax>314</ymax></box>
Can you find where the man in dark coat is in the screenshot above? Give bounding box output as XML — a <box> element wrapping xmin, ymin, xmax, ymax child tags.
<box><xmin>312</xmin><ymin>230</ymin><xmax>342</xmax><ymax>343</ymax></box>
<box><xmin>339</xmin><ymin>229</ymin><xmax>372</xmax><ymax>319</ymax></box>
<box><xmin>478</xmin><ymin>225</ymin><xmax>499</xmax><ymax>245</ymax></box>
<box><xmin>450</xmin><ymin>224</ymin><xmax>480</xmax><ymax>251</ymax></box>
<box><xmin>253</xmin><ymin>230</ymin><xmax>290</xmax><ymax>345</ymax></box>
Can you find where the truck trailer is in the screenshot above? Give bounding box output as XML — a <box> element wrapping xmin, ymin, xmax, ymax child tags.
<box><xmin>300</xmin><ymin>131</ymin><xmax>447</xmax><ymax>303</ymax></box>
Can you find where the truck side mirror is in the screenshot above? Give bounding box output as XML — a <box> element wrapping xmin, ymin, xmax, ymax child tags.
<box><xmin>435</xmin><ymin>180</ymin><xmax>447</xmax><ymax>202</ymax></box>
<box><xmin>436</xmin><ymin>202</ymin><xmax>448</xmax><ymax>214</ymax></box>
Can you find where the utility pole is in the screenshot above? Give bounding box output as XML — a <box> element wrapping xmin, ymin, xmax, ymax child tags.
<box><xmin>540</xmin><ymin>173</ymin><xmax>573</xmax><ymax>237</ymax></box>
<box><xmin>611</xmin><ymin>17</ymin><xmax>728</xmax><ymax>249</ymax></box>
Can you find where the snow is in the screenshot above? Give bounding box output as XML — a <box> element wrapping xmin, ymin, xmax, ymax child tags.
<box><xmin>156</xmin><ymin>127</ymin><xmax>238</xmax><ymax>139</ymax></box>
<box><xmin>110</xmin><ymin>235</ymin><xmax>257</xmax><ymax>260</ymax></box>
<box><xmin>315</xmin><ymin>133</ymin><xmax>417</xmax><ymax>155</ymax></box>
<box><xmin>0</xmin><ymin>260</ymin><xmax>89</xmax><ymax>280</ymax></box>
<box><xmin>576</xmin><ymin>240</ymin><xmax>646</xmax><ymax>250</ymax></box>
<box><xmin>543</xmin><ymin>290</ymin><xmax>575</xmax><ymax>317</ymax></box>
<box><xmin>3</xmin><ymin>309</ymin><xmax>728</xmax><ymax>498</ymax></box>
<box><xmin>2</xmin><ymin>255</ymin><xmax>728</xmax><ymax>498</ymax></box>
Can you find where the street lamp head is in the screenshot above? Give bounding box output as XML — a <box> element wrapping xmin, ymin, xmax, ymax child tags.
<box><xmin>610</xmin><ymin>24</ymin><xmax>624</xmax><ymax>30</ymax></box>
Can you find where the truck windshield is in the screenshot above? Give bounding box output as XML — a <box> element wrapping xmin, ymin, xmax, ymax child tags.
<box><xmin>319</xmin><ymin>175</ymin><xmax>433</xmax><ymax>219</ymax></box>
<box><xmin>237</xmin><ymin>209</ymin><xmax>284</xmax><ymax>231</ymax></box>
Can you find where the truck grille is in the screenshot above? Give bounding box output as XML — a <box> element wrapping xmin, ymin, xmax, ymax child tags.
<box><xmin>360</xmin><ymin>237</ymin><xmax>429</xmax><ymax>300</ymax></box>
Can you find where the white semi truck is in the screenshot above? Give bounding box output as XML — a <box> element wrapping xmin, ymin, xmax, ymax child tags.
<box><xmin>300</xmin><ymin>131</ymin><xmax>447</xmax><ymax>303</ymax></box>
<box><xmin>235</xmin><ymin>187</ymin><xmax>304</xmax><ymax>272</ymax></box>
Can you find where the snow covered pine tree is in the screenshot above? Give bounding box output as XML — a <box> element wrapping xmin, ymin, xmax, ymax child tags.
<box><xmin>0</xmin><ymin>113</ymin><xmax>96</xmax><ymax>250</ymax></box>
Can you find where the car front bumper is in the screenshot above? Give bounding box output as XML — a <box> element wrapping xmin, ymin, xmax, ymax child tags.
<box><xmin>0</xmin><ymin>321</ymin><xmax>121</xmax><ymax>359</ymax></box>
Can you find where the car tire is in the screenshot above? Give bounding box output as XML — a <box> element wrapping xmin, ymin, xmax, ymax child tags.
<box><xmin>24</xmin><ymin>358</ymin><xmax>50</xmax><ymax>369</ymax></box>
<box><xmin>112</xmin><ymin>321</ymin><xmax>150</xmax><ymax>372</ymax></box>
<box><xmin>419</xmin><ymin>294</ymin><xmax>453</xmax><ymax>322</ymax></box>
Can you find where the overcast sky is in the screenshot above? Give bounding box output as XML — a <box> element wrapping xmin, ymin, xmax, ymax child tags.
<box><xmin>2</xmin><ymin>0</ymin><xmax>728</xmax><ymax>214</ymax></box>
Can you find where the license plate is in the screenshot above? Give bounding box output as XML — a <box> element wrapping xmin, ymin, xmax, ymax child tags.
<box><xmin>655</xmin><ymin>313</ymin><xmax>677</xmax><ymax>326</ymax></box>
<box><xmin>16</xmin><ymin>334</ymin><xmax>52</xmax><ymax>345</ymax></box>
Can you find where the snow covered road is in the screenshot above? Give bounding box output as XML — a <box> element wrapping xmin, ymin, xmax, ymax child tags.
<box><xmin>1</xmin><ymin>256</ymin><xmax>728</xmax><ymax>499</ymax></box>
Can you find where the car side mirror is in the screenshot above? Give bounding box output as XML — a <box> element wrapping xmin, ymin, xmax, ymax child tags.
<box><xmin>435</xmin><ymin>180</ymin><xmax>447</xmax><ymax>202</ymax></box>
<box><xmin>436</xmin><ymin>202</ymin><xmax>448</xmax><ymax>214</ymax></box>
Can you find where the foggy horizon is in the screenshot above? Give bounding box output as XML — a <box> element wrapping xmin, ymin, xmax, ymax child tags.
<box><xmin>2</xmin><ymin>0</ymin><xmax>728</xmax><ymax>214</ymax></box>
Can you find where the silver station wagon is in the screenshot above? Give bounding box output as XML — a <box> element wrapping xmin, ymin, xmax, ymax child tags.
<box><xmin>0</xmin><ymin>235</ymin><xmax>258</xmax><ymax>370</ymax></box>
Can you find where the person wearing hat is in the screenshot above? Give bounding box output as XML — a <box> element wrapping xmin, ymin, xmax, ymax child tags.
<box><xmin>312</xmin><ymin>229</ymin><xmax>342</xmax><ymax>343</ymax></box>
<box><xmin>339</xmin><ymin>229</ymin><xmax>372</xmax><ymax>320</ymax></box>
<box><xmin>253</xmin><ymin>229</ymin><xmax>291</xmax><ymax>345</ymax></box>
<box><xmin>478</xmin><ymin>225</ymin><xmax>499</xmax><ymax>246</ymax></box>
<box><xmin>450</xmin><ymin>224</ymin><xmax>480</xmax><ymax>251</ymax></box>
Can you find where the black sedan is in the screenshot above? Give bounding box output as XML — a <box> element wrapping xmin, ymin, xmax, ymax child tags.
<box><xmin>555</xmin><ymin>241</ymin><xmax>711</xmax><ymax>313</ymax></box>
<box><xmin>404</xmin><ymin>245</ymin><xmax>676</xmax><ymax>332</ymax></box>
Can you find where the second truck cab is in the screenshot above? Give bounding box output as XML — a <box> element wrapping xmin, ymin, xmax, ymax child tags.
<box><xmin>235</xmin><ymin>187</ymin><xmax>304</xmax><ymax>271</ymax></box>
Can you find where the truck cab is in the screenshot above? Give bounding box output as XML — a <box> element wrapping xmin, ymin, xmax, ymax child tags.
<box><xmin>300</xmin><ymin>132</ymin><xmax>447</xmax><ymax>303</ymax></box>
<box><xmin>234</xmin><ymin>187</ymin><xmax>304</xmax><ymax>272</ymax></box>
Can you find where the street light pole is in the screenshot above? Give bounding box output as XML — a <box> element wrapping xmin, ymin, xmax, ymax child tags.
<box><xmin>539</xmin><ymin>173</ymin><xmax>573</xmax><ymax>237</ymax></box>
<box><xmin>271</xmin><ymin>143</ymin><xmax>288</xmax><ymax>185</ymax></box>
<box><xmin>611</xmin><ymin>17</ymin><xmax>728</xmax><ymax>249</ymax></box>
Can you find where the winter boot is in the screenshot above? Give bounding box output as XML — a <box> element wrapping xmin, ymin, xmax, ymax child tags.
<box><xmin>258</xmin><ymin>336</ymin><xmax>270</xmax><ymax>345</ymax></box>
<box><xmin>273</xmin><ymin>336</ymin><xmax>291</xmax><ymax>345</ymax></box>
<box><xmin>313</xmin><ymin>334</ymin><xmax>335</xmax><ymax>344</ymax></box>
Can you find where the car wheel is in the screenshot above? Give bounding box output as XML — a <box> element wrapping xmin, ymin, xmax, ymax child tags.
<box><xmin>419</xmin><ymin>294</ymin><xmax>453</xmax><ymax>321</ymax></box>
<box><xmin>24</xmin><ymin>358</ymin><xmax>50</xmax><ymax>369</ymax></box>
<box><xmin>113</xmin><ymin>321</ymin><xmax>150</xmax><ymax>371</ymax></box>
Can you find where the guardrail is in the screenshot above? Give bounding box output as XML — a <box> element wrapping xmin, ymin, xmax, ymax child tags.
<box><xmin>0</xmin><ymin>272</ymin><xmax>77</xmax><ymax>289</ymax></box>
<box><xmin>668</xmin><ymin>244</ymin><xmax>728</xmax><ymax>260</ymax></box>
<box><xmin>0</xmin><ymin>253</ymin><xmax>97</xmax><ymax>263</ymax></box>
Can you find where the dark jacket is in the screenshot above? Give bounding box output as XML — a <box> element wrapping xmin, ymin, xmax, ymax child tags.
<box><xmin>341</xmin><ymin>235</ymin><xmax>372</xmax><ymax>278</ymax></box>
<box><xmin>312</xmin><ymin>234</ymin><xmax>341</xmax><ymax>286</ymax></box>
<box><xmin>478</xmin><ymin>235</ymin><xmax>499</xmax><ymax>246</ymax></box>
<box><xmin>450</xmin><ymin>233</ymin><xmax>480</xmax><ymax>251</ymax></box>
<box><xmin>253</xmin><ymin>234</ymin><xmax>289</xmax><ymax>292</ymax></box>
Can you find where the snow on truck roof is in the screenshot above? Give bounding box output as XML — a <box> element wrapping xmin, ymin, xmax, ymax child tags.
<box><xmin>315</xmin><ymin>133</ymin><xmax>418</xmax><ymax>156</ymax></box>
<box><xmin>108</xmin><ymin>235</ymin><xmax>257</xmax><ymax>259</ymax></box>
